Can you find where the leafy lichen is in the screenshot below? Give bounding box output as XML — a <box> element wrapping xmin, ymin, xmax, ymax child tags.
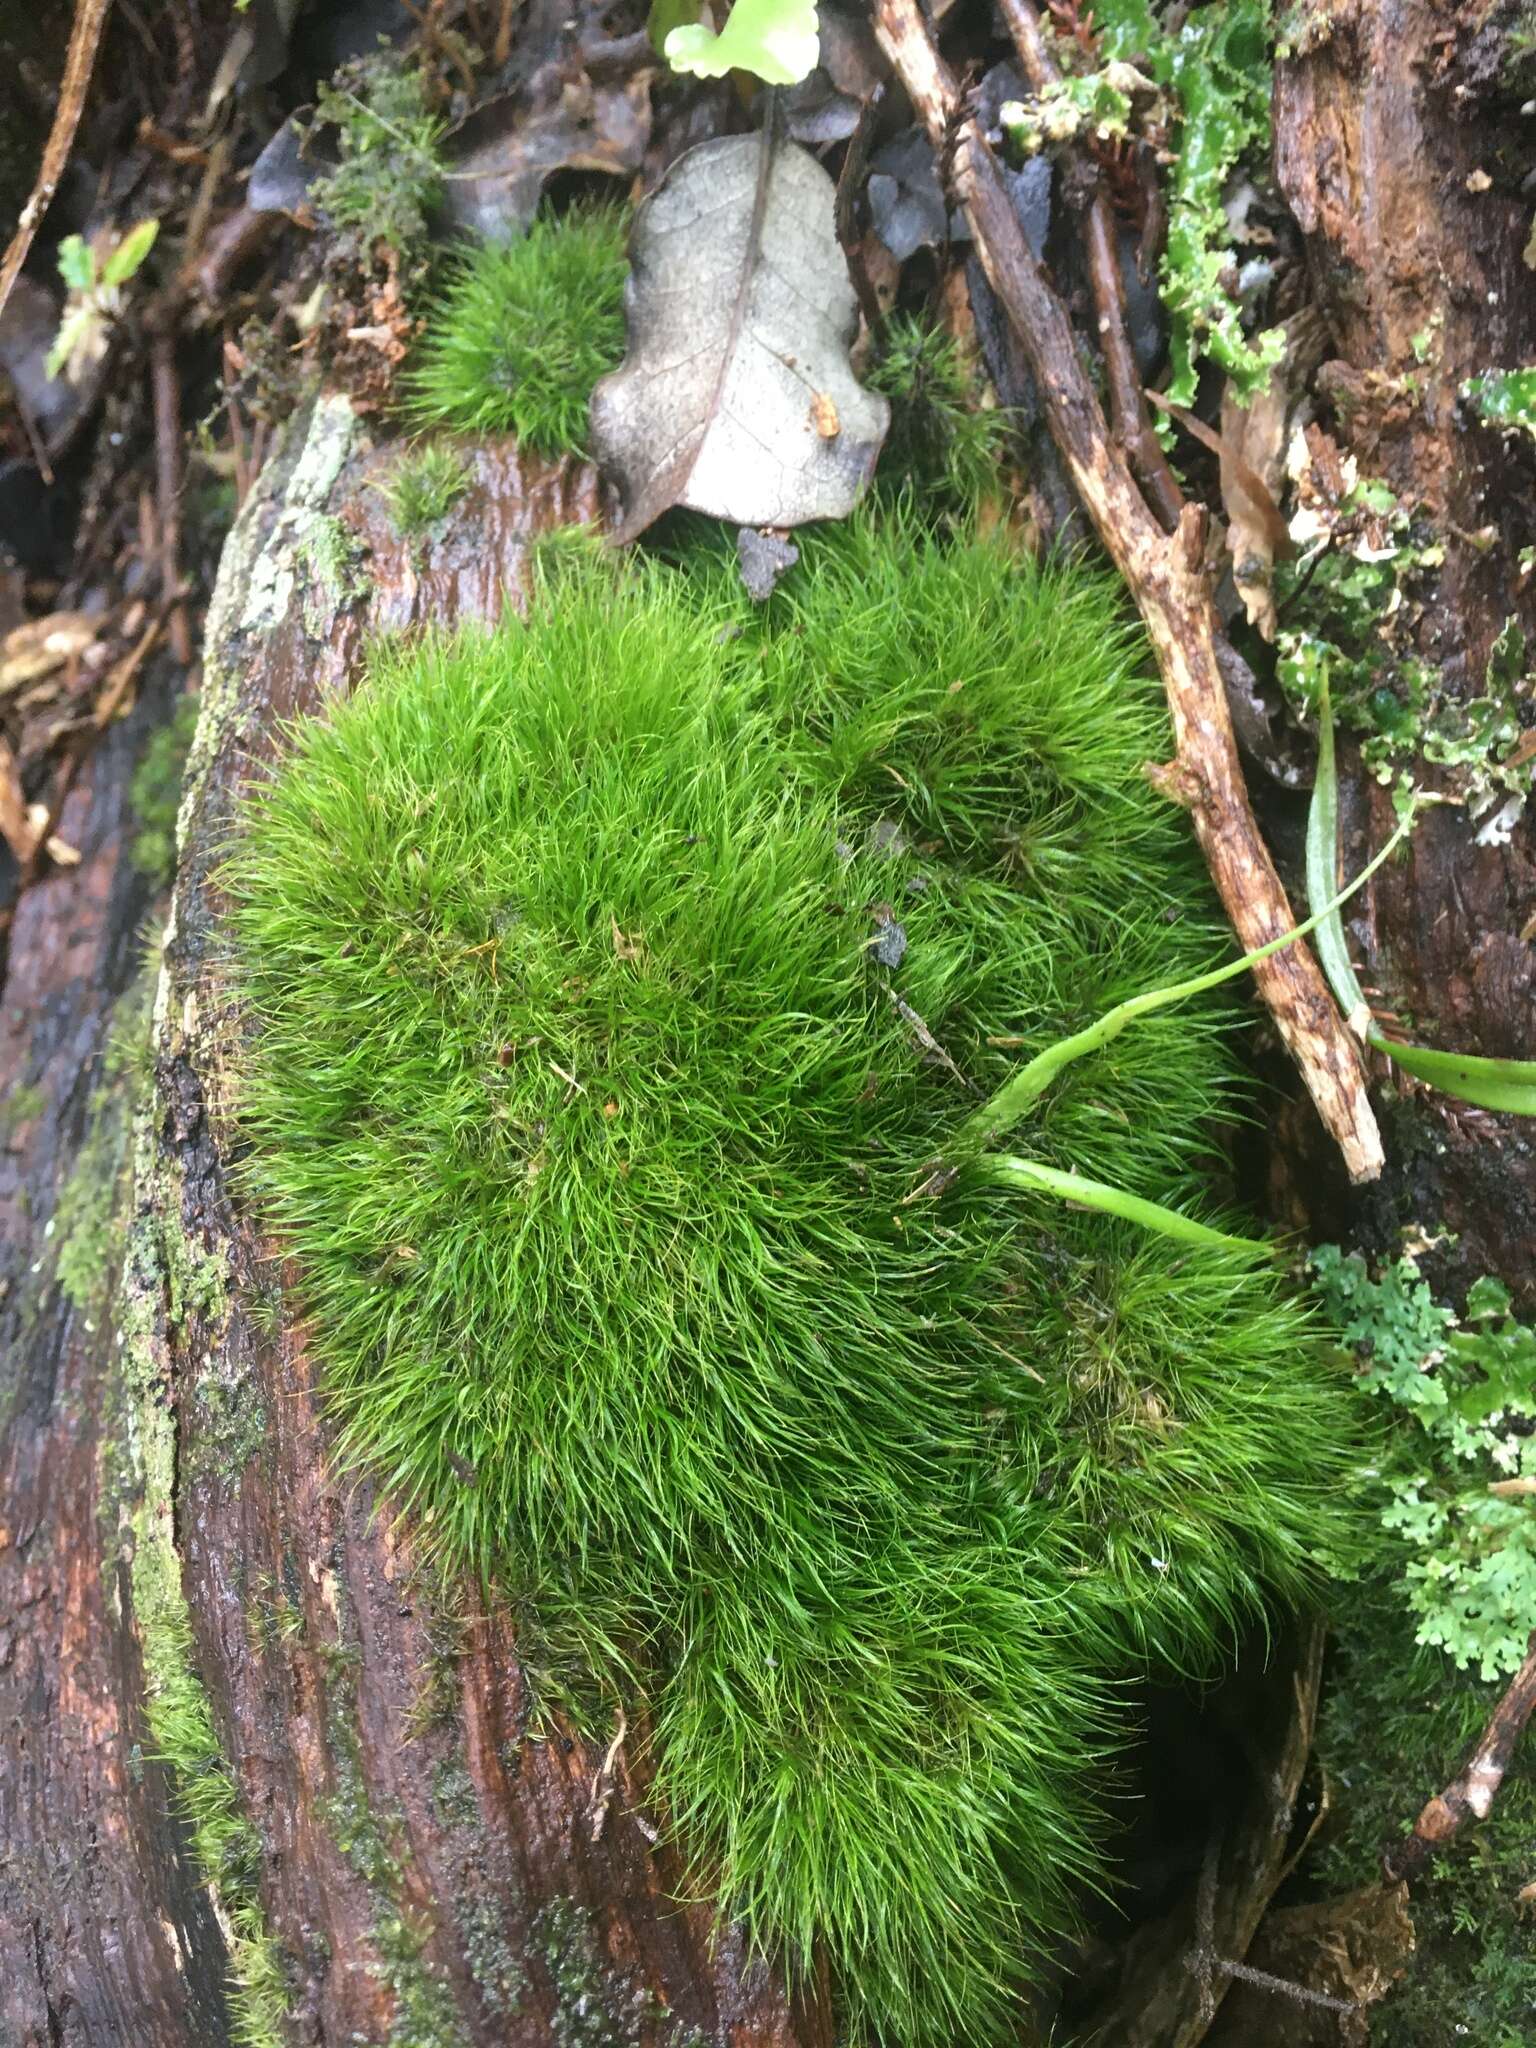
<box><xmin>1314</xmin><ymin>1246</ymin><xmax>1536</xmax><ymax>1681</ymax></box>
<box><xmin>1089</xmin><ymin>0</ymin><xmax>1283</xmax><ymax>403</ymax></box>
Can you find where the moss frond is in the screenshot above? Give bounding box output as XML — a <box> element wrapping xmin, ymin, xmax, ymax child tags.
<box><xmin>866</xmin><ymin>314</ymin><xmax>1011</xmax><ymax>523</ymax></box>
<box><xmin>229</xmin><ymin>513</ymin><xmax>1358</xmax><ymax>2044</ymax></box>
<box><xmin>373</xmin><ymin>441</ymin><xmax>469</xmax><ymax>540</ymax></box>
<box><xmin>310</xmin><ymin>55</ymin><xmax>446</xmax><ymax>255</ymax></box>
<box><xmin>408</xmin><ymin>207</ymin><xmax>628</xmax><ymax>455</ymax></box>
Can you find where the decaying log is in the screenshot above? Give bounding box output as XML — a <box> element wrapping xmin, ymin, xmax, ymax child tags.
<box><xmin>1271</xmin><ymin>0</ymin><xmax>1536</xmax><ymax>1291</ymax></box>
<box><xmin>0</xmin><ymin>679</ymin><xmax>232</xmax><ymax>2045</ymax></box>
<box><xmin>139</xmin><ymin>398</ymin><xmax>832</xmax><ymax>2047</ymax></box>
<box><xmin>3</xmin><ymin>403</ymin><xmax>833</xmax><ymax>2047</ymax></box>
<box><xmin>872</xmin><ymin>0</ymin><xmax>1385</xmax><ymax>1184</ymax></box>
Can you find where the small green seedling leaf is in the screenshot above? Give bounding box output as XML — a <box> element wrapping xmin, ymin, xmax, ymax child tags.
<box><xmin>649</xmin><ymin>0</ymin><xmax>705</xmax><ymax>57</ymax></box>
<box><xmin>664</xmin><ymin>0</ymin><xmax>820</xmax><ymax>84</ymax></box>
<box><xmin>44</xmin><ymin>307</ymin><xmax>94</xmax><ymax>381</ymax></box>
<box><xmin>101</xmin><ymin>217</ymin><xmax>159</xmax><ymax>288</ymax></box>
<box><xmin>1309</xmin><ymin>664</ymin><xmax>1536</xmax><ymax>1115</ymax></box>
<box><xmin>56</xmin><ymin>234</ymin><xmax>96</xmax><ymax>293</ymax></box>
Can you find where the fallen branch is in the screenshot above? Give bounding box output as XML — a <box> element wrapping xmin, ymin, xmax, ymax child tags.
<box><xmin>1381</xmin><ymin>1628</ymin><xmax>1536</xmax><ymax>1884</ymax></box>
<box><xmin>995</xmin><ymin>0</ymin><xmax>1183</xmax><ymax>529</ymax></box>
<box><xmin>0</xmin><ymin>0</ymin><xmax>113</xmax><ymax>326</ymax></box>
<box><xmin>872</xmin><ymin>0</ymin><xmax>1383</xmax><ymax>1182</ymax></box>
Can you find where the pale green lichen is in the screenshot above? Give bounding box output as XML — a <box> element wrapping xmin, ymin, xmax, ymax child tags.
<box><xmin>317</xmin><ymin>1608</ymin><xmax>467</xmax><ymax>2043</ymax></box>
<box><xmin>110</xmin><ymin>1112</ymin><xmax>290</xmax><ymax>2048</ymax></box>
<box><xmin>299</xmin><ymin>512</ymin><xmax>371</xmax><ymax>635</ymax></box>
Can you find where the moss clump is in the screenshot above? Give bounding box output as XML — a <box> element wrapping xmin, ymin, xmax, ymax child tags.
<box><xmin>310</xmin><ymin>54</ymin><xmax>445</xmax><ymax>257</ymax></box>
<box><xmin>1</xmin><ymin>1080</ymin><xmax>44</xmax><ymax>1133</ymax></box>
<box><xmin>229</xmin><ymin>515</ymin><xmax>1356</xmax><ymax>2045</ymax></box>
<box><xmin>375</xmin><ymin>442</ymin><xmax>470</xmax><ymax>542</ymax></box>
<box><xmin>408</xmin><ymin>208</ymin><xmax>628</xmax><ymax>455</ymax></box>
<box><xmin>867</xmin><ymin>314</ymin><xmax>1010</xmax><ymax>523</ymax></box>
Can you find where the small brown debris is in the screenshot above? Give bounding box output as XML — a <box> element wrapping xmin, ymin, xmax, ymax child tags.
<box><xmin>810</xmin><ymin>391</ymin><xmax>840</xmax><ymax>438</ymax></box>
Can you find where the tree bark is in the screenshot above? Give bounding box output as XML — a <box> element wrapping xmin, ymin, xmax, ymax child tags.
<box><xmin>1271</xmin><ymin>0</ymin><xmax>1536</xmax><ymax>1296</ymax></box>
<box><xmin>0</xmin><ymin>676</ymin><xmax>233</xmax><ymax>2046</ymax></box>
<box><xmin>1</xmin><ymin>396</ymin><xmax>831</xmax><ymax>2048</ymax></box>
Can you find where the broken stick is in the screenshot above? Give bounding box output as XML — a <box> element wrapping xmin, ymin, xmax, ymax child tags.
<box><xmin>995</xmin><ymin>0</ymin><xmax>1184</xmax><ymax>530</ymax></box>
<box><xmin>1382</xmin><ymin>1628</ymin><xmax>1536</xmax><ymax>1884</ymax></box>
<box><xmin>872</xmin><ymin>0</ymin><xmax>1383</xmax><ymax>1183</ymax></box>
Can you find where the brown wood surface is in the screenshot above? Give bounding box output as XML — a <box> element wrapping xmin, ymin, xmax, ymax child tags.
<box><xmin>1270</xmin><ymin>0</ymin><xmax>1536</xmax><ymax>1296</ymax></box>
<box><xmin>1</xmin><ymin>405</ymin><xmax>832</xmax><ymax>2048</ymax></box>
<box><xmin>0</xmin><ymin>682</ymin><xmax>233</xmax><ymax>2045</ymax></box>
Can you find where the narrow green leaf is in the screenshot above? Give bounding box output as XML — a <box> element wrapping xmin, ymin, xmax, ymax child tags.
<box><xmin>1303</xmin><ymin>660</ymin><xmax>1371</xmax><ymax>1030</ymax></box>
<box><xmin>101</xmin><ymin>217</ymin><xmax>159</xmax><ymax>288</ymax></box>
<box><xmin>1309</xmin><ymin>658</ymin><xmax>1536</xmax><ymax>1116</ymax></box>
<box><xmin>1373</xmin><ymin>1040</ymin><xmax>1536</xmax><ymax>1116</ymax></box>
<box><xmin>945</xmin><ymin>806</ymin><xmax>1414</xmax><ymax>1162</ymax></box>
<box><xmin>983</xmin><ymin>1155</ymin><xmax>1270</xmax><ymax>1253</ymax></box>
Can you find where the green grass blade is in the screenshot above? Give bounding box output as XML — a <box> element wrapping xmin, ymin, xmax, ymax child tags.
<box><xmin>1309</xmin><ymin>665</ymin><xmax>1536</xmax><ymax>1116</ymax></box>
<box><xmin>1372</xmin><ymin>1039</ymin><xmax>1536</xmax><ymax>1116</ymax></box>
<box><xmin>982</xmin><ymin>1155</ymin><xmax>1270</xmax><ymax>1253</ymax></box>
<box><xmin>1303</xmin><ymin>662</ymin><xmax>1371</xmax><ymax>1032</ymax></box>
<box><xmin>942</xmin><ymin>805</ymin><xmax>1414</xmax><ymax>1166</ymax></box>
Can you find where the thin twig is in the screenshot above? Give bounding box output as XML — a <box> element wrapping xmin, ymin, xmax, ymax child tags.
<box><xmin>151</xmin><ymin>335</ymin><xmax>191</xmax><ymax>665</ymax></box>
<box><xmin>1382</xmin><ymin>1628</ymin><xmax>1536</xmax><ymax>1883</ymax></box>
<box><xmin>996</xmin><ymin>0</ymin><xmax>1183</xmax><ymax>529</ymax></box>
<box><xmin>0</xmin><ymin>0</ymin><xmax>113</xmax><ymax>325</ymax></box>
<box><xmin>1186</xmin><ymin>1947</ymin><xmax>1362</xmax><ymax>2016</ymax></box>
<box><xmin>872</xmin><ymin>0</ymin><xmax>1383</xmax><ymax>1182</ymax></box>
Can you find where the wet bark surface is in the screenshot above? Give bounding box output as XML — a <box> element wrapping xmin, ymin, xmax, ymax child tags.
<box><xmin>0</xmin><ymin>684</ymin><xmax>233</xmax><ymax>2046</ymax></box>
<box><xmin>136</xmin><ymin>399</ymin><xmax>832</xmax><ymax>2048</ymax></box>
<box><xmin>1271</xmin><ymin>0</ymin><xmax>1536</xmax><ymax>1299</ymax></box>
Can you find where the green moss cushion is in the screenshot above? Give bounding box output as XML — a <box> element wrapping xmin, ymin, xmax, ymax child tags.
<box><xmin>231</xmin><ymin>517</ymin><xmax>1354</xmax><ymax>2044</ymax></box>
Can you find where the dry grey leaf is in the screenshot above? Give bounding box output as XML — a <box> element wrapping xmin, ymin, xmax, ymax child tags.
<box><xmin>589</xmin><ymin>128</ymin><xmax>889</xmax><ymax>541</ymax></box>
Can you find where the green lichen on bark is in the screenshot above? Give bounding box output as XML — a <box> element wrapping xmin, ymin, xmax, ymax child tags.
<box><xmin>101</xmin><ymin>1098</ymin><xmax>290</xmax><ymax>2048</ymax></box>
<box><xmin>314</xmin><ymin>1605</ymin><xmax>467</xmax><ymax>2044</ymax></box>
